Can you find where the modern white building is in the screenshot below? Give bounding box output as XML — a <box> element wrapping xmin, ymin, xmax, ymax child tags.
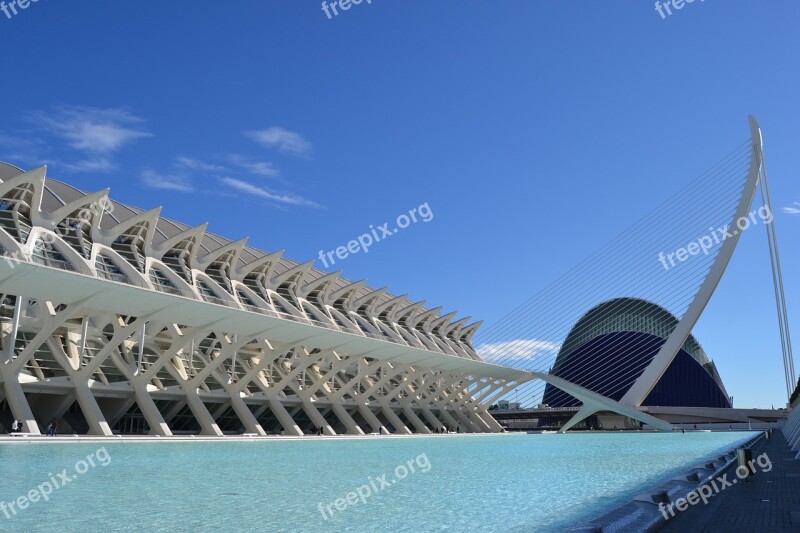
<box><xmin>0</xmin><ymin>118</ymin><xmax>791</xmax><ymax>437</ymax></box>
<box><xmin>0</xmin><ymin>162</ymin><xmax>527</xmax><ymax>436</ymax></box>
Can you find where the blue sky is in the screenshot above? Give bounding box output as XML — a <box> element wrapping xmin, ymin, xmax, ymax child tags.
<box><xmin>0</xmin><ymin>1</ymin><xmax>798</xmax><ymax>408</ymax></box>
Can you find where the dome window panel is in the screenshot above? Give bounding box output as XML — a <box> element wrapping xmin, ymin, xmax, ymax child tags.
<box><xmin>111</xmin><ymin>223</ymin><xmax>148</xmax><ymax>273</ymax></box>
<box><xmin>149</xmin><ymin>267</ymin><xmax>182</xmax><ymax>296</ymax></box>
<box><xmin>197</xmin><ymin>278</ymin><xmax>227</xmax><ymax>306</ymax></box>
<box><xmin>56</xmin><ymin>209</ymin><xmax>93</xmax><ymax>258</ymax></box>
<box><xmin>162</xmin><ymin>239</ymin><xmax>194</xmax><ymax>284</ymax></box>
<box><xmin>95</xmin><ymin>253</ymin><xmax>130</xmax><ymax>284</ymax></box>
<box><xmin>0</xmin><ymin>184</ymin><xmax>35</xmax><ymax>244</ymax></box>
<box><xmin>31</xmin><ymin>239</ymin><xmax>75</xmax><ymax>271</ymax></box>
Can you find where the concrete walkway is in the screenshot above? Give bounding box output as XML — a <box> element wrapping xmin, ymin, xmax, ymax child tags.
<box><xmin>0</xmin><ymin>431</ymin><xmax>506</xmax><ymax>444</ymax></box>
<box><xmin>661</xmin><ymin>431</ymin><xmax>800</xmax><ymax>532</ymax></box>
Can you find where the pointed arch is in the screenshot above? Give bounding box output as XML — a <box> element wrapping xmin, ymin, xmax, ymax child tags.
<box><xmin>198</xmin><ymin>238</ymin><xmax>247</xmax><ymax>294</ymax></box>
<box><xmin>409</xmin><ymin>306</ymin><xmax>443</xmax><ymax>332</ymax></box>
<box><xmin>460</xmin><ymin>321</ymin><xmax>483</xmax><ymax>343</ymax></box>
<box><xmin>431</xmin><ymin>311</ymin><xmax>458</xmax><ymax>336</ymax></box>
<box><xmin>327</xmin><ymin>279</ymin><xmax>365</xmax><ymax>313</ymax></box>
<box><xmin>47</xmin><ymin>189</ymin><xmax>110</xmax><ymax>259</ymax></box>
<box><xmin>236</xmin><ymin>251</ymin><xmax>283</xmax><ymax>302</ymax></box>
<box><xmin>620</xmin><ymin>116</ymin><xmax>765</xmax><ymax>406</ymax></box>
<box><xmin>0</xmin><ymin>167</ymin><xmax>46</xmax><ymax>244</ymax></box>
<box><xmin>101</xmin><ymin>208</ymin><xmax>161</xmax><ymax>273</ymax></box>
<box><xmin>299</xmin><ymin>271</ymin><xmax>341</xmax><ymax>300</ymax></box>
<box><xmin>352</xmin><ymin>287</ymin><xmax>388</xmax><ymax>317</ymax></box>
<box><xmin>153</xmin><ymin>223</ymin><xmax>207</xmax><ymax>284</ymax></box>
<box><xmin>375</xmin><ymin>294</ymin><xmax>409</xmax><ymax>322</ymax></box>
<box><xmin>269</xmin><ymin>261</ymin><xmax>314</xmax><ymax>312</ymax></box>
<box><xmin>395</xmin><ymin>301</ymin><xmax>427</xmax><ymax>327</ymax></box>
<box><xmin>444</xmin><ymin>317</ymin><xmax>472</xmax><ymax>341</ymax></box>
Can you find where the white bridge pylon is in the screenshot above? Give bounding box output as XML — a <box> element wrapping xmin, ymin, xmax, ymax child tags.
<box><xmin>517</xmin><ymin>116</ymin><xmax>786</xmax><ymax>432</ymax></box>
<box><xmin>530</xmin><ymin>371</ymin><xmax>673</xmax><ymax>432</ymax></box>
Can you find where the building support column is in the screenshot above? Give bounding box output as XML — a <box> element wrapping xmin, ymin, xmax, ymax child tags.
<box><xmin>182</xmin><ymin>386</ymin><xmax>223</xmax><ymax>436</ymax></box>
<box><xmin>227</xmin><ymin>392</ymin><xmax>266</xmax><ymax>436</ymax></box>
<box><xmin>74</xmin><ymin>381</ymin><xmax>114</xmax><ymax>436</ymax></box>
<box><xmin>329</xmin><ymin>402</ymin><xmax>364</xmax><ymax>435</ymax></box>
<box><xmin>304</xmin><ymin>353</ymin><xmax>364</xmax><ymax>435</ymax></box>
<box><xmin>299</xmin><ymin>398</ymin><xmax>336</xmax><ymax>436</ymax></box>
<box><xmin>464</xmin><ymin>409</ymin><xmax>493</xmax><ymax>433</ymax></box>
<box><xmin>2</xmin><ymin>374</ymin><xmax>40</xmax><ymax>435</ymax></box>
<box><xmin>268</xmin><ymin>397</ymin><xmax>303</xmax><ymax>436</ymax></box>
<box><xmin>357</xmin><ymin>403</ymin><xmax>384</xmax><ymax>433</ymax></box>
<box><xmin>401</xmin><ymin>404</ymin><xmax>432</xmax><ymax>433</ymax></box>
<box><xmin>132</xmin><ymin>383</ymin><xmax>172</xmax><ymax>436</ymax></box>
<box><xmin>450</xmin><ymin>406</ymin><xmax>480</xmax><ymax>433</ymax></box>
<box><xmin>435</xmin><ymin>383</ymin><xmax>481</xmax><ymax>432</ymax></box>
<box><xmin>380</xmin><ymin>404</ymin><xmax>412</xmax><ymax>435</ymax></box>
<box><xmin>419</xmin><ymin>406</ymin><xmax>445</xmax><ymax>431</ymax></box>
<box><xmin>473</xmin><ymin>407</ymin><xmax>504</xmax><ymax>432</ymax></box>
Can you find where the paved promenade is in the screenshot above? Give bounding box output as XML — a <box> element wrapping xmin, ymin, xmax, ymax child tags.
<box><xmin>662</xmin><ymin>430</ymin><xmax>800</xmax><ymax>532</ymax></box>
<box><xmin>0</xmin><ymin>431</ymin><xmax>500</xmax><ymax>443</ymax></box>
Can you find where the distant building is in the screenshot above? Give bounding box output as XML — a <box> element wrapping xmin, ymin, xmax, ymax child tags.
<box><xmin>542</xmin><ymin>298</ymin><xmax>731</xmax><ymax>409</ymax></box>
<box><xmin>496</xmin><ymin>400</ymin><xmax>522</xmax><ymax>411</ymax></box>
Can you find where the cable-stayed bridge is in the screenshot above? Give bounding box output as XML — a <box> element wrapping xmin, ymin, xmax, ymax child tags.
<box><xmin>476</xmin><ymin>116</ymin><xmax>795</xmax><ymax>432</ymax></box>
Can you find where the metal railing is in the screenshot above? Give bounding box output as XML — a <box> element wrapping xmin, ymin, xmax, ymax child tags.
<box><xmin>242</xmin><ymin>304</ymin><xmax>268</xmax><ymax>315</ymax></box>
<box><xmin>201</xmin><ymin>294</ymin><xmax>231</xmax><ymax>307</ymax></box>
<box><xmin>31</xmin><ymin>256</ymin><xmax>77</xmax><ymax>272</ymax></box>
<box><xmin>238</xmin><ymin>303</ymin><xmax>415</xmax><ymax>348</ymax></box>
<box><xmin>152</xmin><ymin>284</ymin><xmax>183</xmax><ymax>296</ymax></box>
<box><xmin>97</xmin><ymin>271</ymin><xmax>130</xmax><ymax>284</ymax></box>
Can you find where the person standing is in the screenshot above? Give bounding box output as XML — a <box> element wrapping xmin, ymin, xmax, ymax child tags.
<box><xmin>10</xmin><ymin>419</ymin><xmax>19</xmax><ymax>433</ymax></box>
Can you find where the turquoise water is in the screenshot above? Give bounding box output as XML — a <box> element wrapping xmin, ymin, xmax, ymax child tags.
<box><xmin>0</xmin><ymin>432</ymin><xmax>756</xmax><ymax>532</ymax></box>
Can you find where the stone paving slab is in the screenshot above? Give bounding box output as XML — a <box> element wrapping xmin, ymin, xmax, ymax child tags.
<box><xmin>661</xmin><ymin>432</ymin><xmax>800</xmax><ymax>532</ymax></box>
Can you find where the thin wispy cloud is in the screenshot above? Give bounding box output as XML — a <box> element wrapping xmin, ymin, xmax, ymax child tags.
<box><xmin>17</xmin><ymin>105</ymin><xmax>152</xmax><ymax>174</ymax></box>
<box><xmin>175</xmin><ymin>155</ymin><xmax>226</xmax><ymax>173</ymax></box>
<box><xmin>29</xmin><ymin>106</ymin><xmax>151</xmax><ymax>154</ymax></box>
<box><xmin>477</xmin><ymin>339</ymin><xmax>561</xmax><ymax>363</ymax></box>
<box><xmin>782</xmin><ymin>202</ymin><xmax>800</xmax><ymax>215</ymax></box>
<box><xmin>142</xmin><ymin>169</ymin><xmax>194</xmax><ymax>192</ymax></box>
<box><xmin>61</xmin><ymin>158</ymin><xmax>117</xmax><ymax>173</ymax></box>
<box><xmin>142</xmin><ymin>156</ymin><xmax>221</xmax><ymax>193</ymax></box>
<box><xmin>246</xmin><ymin>127</ymin><xmax>311</xmax><ymax>157</ymax></box>
<box><xmin>0</xmin><ymin>134</ymin><xmax>45</xmax><ymax>164</ymax></box>
<box><xmin>227</xmin><ymin>154</ymin><xmax>280</xmax><ymax>177</ymax></box>
<box><xmin>220</xmin><ymin>177</ymin><xmax>319</xmax><ymax>208</ymax></box>
<box><xmin>16</xmin><ymin>108</ymin><xmax>317</xmax><ymax>209</ymax></box>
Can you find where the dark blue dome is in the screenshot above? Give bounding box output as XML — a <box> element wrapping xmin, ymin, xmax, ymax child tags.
<box><xmin>542</xmin><ymin>299</ymin><xmax>731</xmax><ymax>408</ymax></box>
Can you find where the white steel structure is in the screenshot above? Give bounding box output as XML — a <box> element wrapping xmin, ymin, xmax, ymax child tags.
<box><xmin>479</xmin><ymin>116</ymin><xmax>795</xmax><ymax>432</ymax></box>
<box><xmin>0</xmin><ymin>162</ymin><xmax>527</xmax><ymax>436</ymax></box>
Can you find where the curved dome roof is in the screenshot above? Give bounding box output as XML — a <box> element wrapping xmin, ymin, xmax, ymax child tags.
<box><xmin>0</xmin><ymin>162</ymin><xmax>479</xmax><ymax>351</ymax></box>
<box><xmin>0</xmin><ymin>162</ymin><xmax>408</xmax><ymax>301</ymax></box>
<box><xmin>558</xmin><ymin>297</ymin><xmax>709</xmax><ymax>367</ymax></box>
